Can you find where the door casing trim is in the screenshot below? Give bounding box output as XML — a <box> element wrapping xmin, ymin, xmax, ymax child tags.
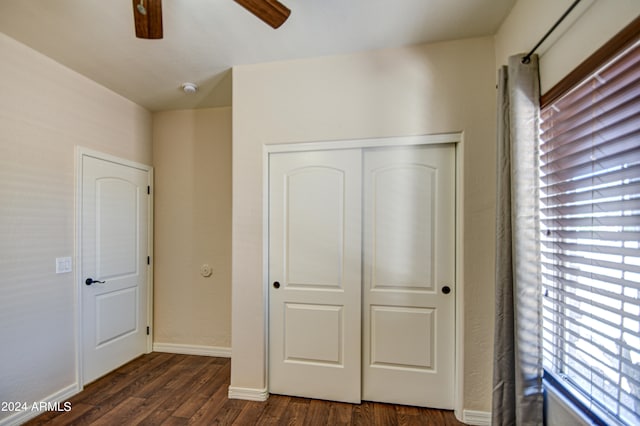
<box><xmin>75</xmin><ymin>147</ymin><xmax>154</xmax><ymax>388</ymax></box>
<box><xmin>262</xmin><ymin>133</ymin><xmax>465</xmax><ymax>419</ymax></box>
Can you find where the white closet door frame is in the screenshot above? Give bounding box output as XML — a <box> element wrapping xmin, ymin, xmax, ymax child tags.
<box><xmin>263</xmin><ymin>133</ymin><xmax>465</xmax><ymax>418</ymax></box>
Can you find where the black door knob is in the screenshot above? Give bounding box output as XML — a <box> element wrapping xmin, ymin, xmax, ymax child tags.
<box><xmin>442</xmin><ymin>286</ymin><xmax>451</xmax><ymax>294</ymax></box>
<box><xmin>273</xmin><ymin>281</ymin><xmax>280</xmax><ymax>289</ymax></box>
<box><xmin>85</xmin><ymin>278</ymin><xmax>106</xmax><ymax>286</ymax></box>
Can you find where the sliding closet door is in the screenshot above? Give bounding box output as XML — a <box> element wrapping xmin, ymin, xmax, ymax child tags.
<box><xmin>268</xmin><ymin>149</ymin><xmax>362</xmax><ymax>403</ymax></box>
<box><xmin>268</xmin><ymin>143</ymin><xmax>456</xmax><ymax>408</ymax></box>
<box><xmin>362</xmin><ymin>145</ymin><xmax>456</xmax><ymax>408</ymax></box>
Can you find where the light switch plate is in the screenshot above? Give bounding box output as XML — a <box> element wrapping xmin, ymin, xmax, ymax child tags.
<box><xmin>56</xmin><ymin>257</ymin><xmax>72</xmax><ymax>274</ymax></box>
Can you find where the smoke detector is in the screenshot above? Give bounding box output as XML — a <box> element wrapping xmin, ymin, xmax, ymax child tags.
<box><xmin>181</xmin><ymin>82</ymin><xmax>198</xmax><ymax>94</ymax></box>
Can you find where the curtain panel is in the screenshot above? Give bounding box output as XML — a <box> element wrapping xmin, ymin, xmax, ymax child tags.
<box><xmin>492</xmin><ymin>54</ymin><xmax>544</xmax><ymax>426</ymax></box>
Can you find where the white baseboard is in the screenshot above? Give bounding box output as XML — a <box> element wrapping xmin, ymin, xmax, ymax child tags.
<box><xmin>0</xmin><ymin>383</ymin><xmax>79</xmax><ymax>426</ymax></box>
<box><xmin>228</xmin><ymin>386</ymin><xmax>269</xmax><ymax>402</ymax></box>
<box><xmin>462</xmin><ymin>410</ymin><xmax>491</xmax><ymax>425</ymax></box>
<box><xmin>153</xmin><ymin>342</ymin><xmax>231</xmax><ymax>358</ymax></box>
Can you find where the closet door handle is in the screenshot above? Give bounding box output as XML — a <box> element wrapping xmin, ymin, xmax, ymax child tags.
<box><xmin>442</xmin><ymin>286</ymin><xmax>451</xmax><ymax>294</ymax></box>
<box><xmin>273</xmin><ymin>281</ymin><xmax>280</xmax><ymax>289</ymax></box>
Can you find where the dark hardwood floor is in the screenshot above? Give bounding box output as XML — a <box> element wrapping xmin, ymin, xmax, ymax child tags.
<box><xmin>25</xmin><ymin>352</ymin><xmax>465</xmax><ymax>425</ymax></box>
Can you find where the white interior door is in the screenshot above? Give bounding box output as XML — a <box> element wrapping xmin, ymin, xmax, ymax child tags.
<box><xmin>268</xmin><ymin>149</ymin><xmax>362</xmax><ymax>403</ymax></box>
<box><xmin>362</xmin><ymin>144</ymin><xmax>455</xmax><ymax>408</ymax></box>
<box><xmin>81</xmin><ymin>154</ymin><xmax>150</xmax><ymax>384</ymax></box>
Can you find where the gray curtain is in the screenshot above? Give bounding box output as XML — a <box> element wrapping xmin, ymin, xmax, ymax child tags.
<box><xmin>492</xmin><ymin>54</ymin><xmax>543</xmax><ymax>426</ymax></box>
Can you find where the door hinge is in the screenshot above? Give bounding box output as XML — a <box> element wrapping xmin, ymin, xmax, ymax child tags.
<box><xmin>147</xmin><ymin>256</ymin><xmax>150</xmax><ymax>265</ymax></box>
<box><xmin>146</xmin><ymin>326</ymin><xmax>150</xmax><ymax>335</ymax></box>
<box><xmin>147</xmin><ymin>186</ymin><xmax>151</xmax><ymax>195</ymax></box>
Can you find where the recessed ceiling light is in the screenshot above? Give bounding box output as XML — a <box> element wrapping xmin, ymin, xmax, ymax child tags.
<box><xmin>181</xmin><ymin>83</ymin><xmax>198</xmax><ymax>94</ymax></box>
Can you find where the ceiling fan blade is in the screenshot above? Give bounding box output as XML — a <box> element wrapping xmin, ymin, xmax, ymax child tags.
<box><xmin>234</xmin><ymin>0</ymin><xmax>291</xmax><ymax>29</ymax></box>
<box><xmin>133</xmin><ymin>0</ymin><xmax>163</xmax><ymax>39</ymax></box>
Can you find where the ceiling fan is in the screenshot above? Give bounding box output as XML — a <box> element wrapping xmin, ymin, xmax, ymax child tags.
<box><xmin>132</xmin><ymin>0</ymin><xmax>291</xmax><ymax>39</ymax></box>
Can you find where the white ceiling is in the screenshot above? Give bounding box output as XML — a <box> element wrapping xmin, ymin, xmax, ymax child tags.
<box><xmin>0</xmin><ymin>0</ymin><xmax>516</xmax><ymax>112</ymax></box>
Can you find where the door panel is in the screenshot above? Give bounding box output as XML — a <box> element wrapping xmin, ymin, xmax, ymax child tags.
<box><xmin>95</xmin><ymin>287</ymin><xmax>138</xmax><ymax>347</ymax></box>
<box><xmin>362</xmin><ymin>145</ymin><xmax>455</xmax><ymax>408</ymax></box>
<box><xmin>284</xmin><ymin>303</ymin><xmax>343</xmax><ymax>364</ymax></box>
<box><xmin>82</xmin><ymin>155</ymin><xmax>149</xmax><ymax>384</ymax></box>
<box><xmin>96</xmin><ymin>178</ymin><xmax>138</xmax><ymax>277</ymax></box>
<box><xmin>287</xmin><ymin>167</ymin><xmax>344</xmax><ymax>287</ymax></box>
<box><xmin>269</xmin><ymin>150</ymin><xmax>362</xmax><ymax>404</ymax></box>
<box><xmin>370</xmin><ymin>165</ymin><xmax>436</xmax><ymax>290</ymax></box>
<box><xmin>370</xmin><ymin>305</ymin><xmax>434</xmax><ymax>369</ymax></box>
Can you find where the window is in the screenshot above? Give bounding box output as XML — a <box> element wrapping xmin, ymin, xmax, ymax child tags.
<box><xmin>539</xmin><ymin>33</ymin><xmax>640</xmax><ymax>426</ymax></box>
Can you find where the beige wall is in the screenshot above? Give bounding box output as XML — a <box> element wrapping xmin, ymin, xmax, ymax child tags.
<box><xmin>152</xmin><ymin>107</ymin><xmax>232</xmax><ymax>350</ymax></box>
<box><xmin>0</xmin><ymin>32</ymin><xmax>152</xmax><ymax>423</ymax></box>
<box><xmin>496</xmin><ymin>0</ymin><xmax>640</xmax><ymax>92</ymax></box>
<box><xmin>231</xmin><ymin>36</ymin><xmax>498</xmax><ymax>413</ymax></box>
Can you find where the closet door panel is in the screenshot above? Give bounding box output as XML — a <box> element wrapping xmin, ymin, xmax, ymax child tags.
<box><xmin>268</xmin><ymin>149</ymin><xmax>362</xmax><ymax>404</ymax></box>
<box><xmin>362</xmin><ymin>145</ymin><xmax>455</xmax><ymax>409</ymax></box>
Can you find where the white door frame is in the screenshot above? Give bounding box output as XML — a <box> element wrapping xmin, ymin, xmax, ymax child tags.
<box><xmin>75</xmin><ymin>147</ymin><xmax>154</xmax><ymax>388</ymax></box>
<box><xmin>263</xmin><ymin>133</ymin><xmax>465</xmax><ymax>418</ymax></box>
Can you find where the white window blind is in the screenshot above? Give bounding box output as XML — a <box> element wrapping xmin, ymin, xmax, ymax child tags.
<box><xmin>539</xmin><ymin>39</ymin><xmax>640</xmax><ymax>426</ymax></box>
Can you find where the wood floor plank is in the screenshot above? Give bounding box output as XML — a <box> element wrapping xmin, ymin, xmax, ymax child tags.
<box><xmin>187</xmin><ymin>381</ymin><xmax>230</xmax><ymax>424</ymax></box>
<box><xmin>162</xmin><ymin>355</ymin><xmax>214</xmax><ymax>391</ymax></box>
<box><xmin>277</xmin><ymin>397</ymin><xmax>310</xmax><ymax>425</ymax></box>
<box><xmin>230</xmin><ymin>400</ymin><xmax>268</xmax><ymax>425</ymax></box>
<box><xmin>373</xmin><ymin>402</ymin><xmax>398</xmax><ymax>425</ymax></box>
<box><xmin>136</xmin><ymin>357</ymin><xmax>220</xmax><ymax>425</ymax></box>
<box><xmin>255</xmin><ymin>394</ymin><xmax>291</xmax><ymax>425</ymax></box>
<box><xmin>206</xmin><ymin>398</ymin><xmax>246</xmax><ymax>425</ymax></box>
<box><xmin>305</xmin><ymin>398</ymin><xmax>331</xmax><ymax>425</ymax></box>
<box><xmin>66</xmin><ymin>355</ymin><xmax>183</xmax><ymax>425</ymax></box>
<box><xmin>171</xmin><ymin>361</ymin><xmax>229</xmax><ymax>419</ymax></box>
<box><xmin>132</xmin><ymin>354</ymin><xmax>196</xmax><ymax>398</ymax></box>
<box><xmin>351</xmin><ymin>400</ymin><xmax>375</xmax><ymax>424</ymax></box>
<box><xmin>328</xmin><ymin>400</ymin><xmax>354</xmax><ymax>425</ymax></box>
<box><xmin>89</xmin><ymin>396</ymin><xmax>147</xmax><ymax>426</ymax></box>
<box><xmin>159</xmin><ymin>416</ymin><xmax>189</xmax><ymax>426</ymax></box>
<box><xmin>24</xmin><ymin>353</ymin><xmax>466</xmax><ymax>426</ymax></box>
<box><xmin>78</xmin><ymin>352</ymin><xmax>177</xmax><ymax>406</ymax></box>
